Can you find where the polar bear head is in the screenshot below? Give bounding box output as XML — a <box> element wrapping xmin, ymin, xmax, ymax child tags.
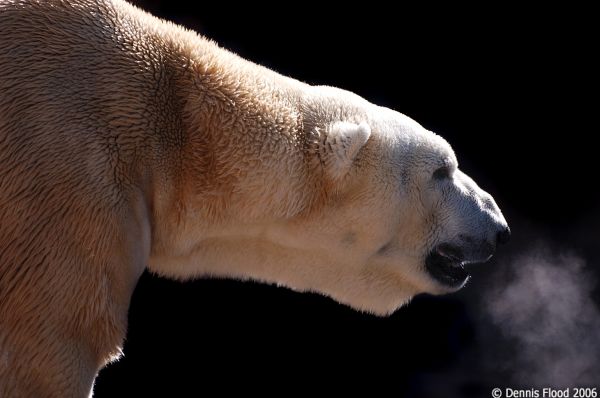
<box><xmin>254</xmin><ymin>87</ymin><xmax>511</xmax><ymax>314</ymax></box>
<box><xmin>151</xmin><ymin>86</ymin><xmax>509</xmax><ymax>316</ymax></box>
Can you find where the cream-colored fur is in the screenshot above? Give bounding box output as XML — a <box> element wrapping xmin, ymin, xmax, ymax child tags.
<box><xmin>0</xmin><ymin>0</ymin><xmax>508</xmax><ymax>396</ymax></box>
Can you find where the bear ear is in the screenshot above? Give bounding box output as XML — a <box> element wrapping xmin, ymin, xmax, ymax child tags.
<box><xmin>321</xmin><ymin>121</ymin><xmax>371</xmax><ymax>179</ymax></box>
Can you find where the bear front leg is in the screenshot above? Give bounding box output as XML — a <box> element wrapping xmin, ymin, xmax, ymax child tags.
<box><xmin>0</xmin><ymin>193</ymin><xmax>150</xmax><ymax>397</ymax></box>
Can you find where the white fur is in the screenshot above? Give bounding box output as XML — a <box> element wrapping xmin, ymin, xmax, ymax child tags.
<box><xmin>150</xmin><ymin>104</ymin><xmax>508</xmax><ymax>315</ymax></box>
<box><xmin>0</xmin><ymin>1</ymin><xmax>509</xmax><ymax>393</ymax></box>
<box><xmin>324</xmin><ymin>121</ymin><xmax>372</xmax><ymax>179</ymax></box>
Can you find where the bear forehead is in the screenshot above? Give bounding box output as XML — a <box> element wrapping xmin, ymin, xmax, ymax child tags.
<box><xmin>369</xmin><ymin>112</ymin><xmax>457</xmax><ymax>168</ymax></box>
<box><xmin>418</xmin><ymin>131</ymin><xmax>457</xmax><ymax>166</ymax></box>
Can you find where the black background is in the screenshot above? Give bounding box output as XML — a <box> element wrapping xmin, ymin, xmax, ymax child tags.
<box><xmin>94</xmin><ymin>2</ymin><xmax>598</xmax><ymax>397</ymax></box>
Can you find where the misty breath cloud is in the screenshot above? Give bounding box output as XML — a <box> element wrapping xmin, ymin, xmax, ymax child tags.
<box><xmin>485</xmin><ymin>249</ymin><xmax>600</xmax><ymax>387</ymax></box>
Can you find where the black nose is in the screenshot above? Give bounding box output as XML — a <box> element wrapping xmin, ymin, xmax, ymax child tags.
<box><xmin>497</xmin><ymin>227</ymin><xmax>511</xmax><ymax>244</ymax></box>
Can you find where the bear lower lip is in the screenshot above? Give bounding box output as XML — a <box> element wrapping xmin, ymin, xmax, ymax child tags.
<box><xmin>425</xmin><ymin>249</ymin><xmax>469</xmax><ymax>287</ymax></box>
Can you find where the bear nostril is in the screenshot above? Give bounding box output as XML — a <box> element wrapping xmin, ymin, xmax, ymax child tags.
<box><xmin>497</xmin><ymin>227</ymin><xmax>511</xmax><ymax>244</ymax></box>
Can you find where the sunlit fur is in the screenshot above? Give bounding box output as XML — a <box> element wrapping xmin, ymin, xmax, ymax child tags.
<box><xmin>0</xmin><ymin>0</ymin><xmax>507</xmax><ymax>396</ymax></box>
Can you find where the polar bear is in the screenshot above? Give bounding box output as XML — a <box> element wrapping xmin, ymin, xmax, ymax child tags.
<box><xmin>0</xmin><ymin>0</ymin><xmax>509</xmax><ymax>396</ymax></box>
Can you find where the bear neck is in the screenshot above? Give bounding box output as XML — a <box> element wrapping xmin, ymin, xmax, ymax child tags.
<box><xmin>146</xmin><ymin>33</ymin><xmax>333</xmax><ymax>255</ymax></box>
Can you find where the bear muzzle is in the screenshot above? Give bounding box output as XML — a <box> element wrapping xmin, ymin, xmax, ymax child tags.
<box><xmin>426</xmin><ymin>225</ymin><xmax>510</xmax><ymax>288</ymax></box>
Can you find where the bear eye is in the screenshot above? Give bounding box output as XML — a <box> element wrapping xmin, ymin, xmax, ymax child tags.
<box><xmin>432</xmin><ymin>166</ymin><xmax>451</xmax><ymax>180</ymax></box>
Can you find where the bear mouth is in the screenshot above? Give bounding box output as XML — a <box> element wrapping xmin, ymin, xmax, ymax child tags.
<box><xmin>425</xmin><ymin>244</ymin><xmax>473</xmax><ymax>288</ymax></box>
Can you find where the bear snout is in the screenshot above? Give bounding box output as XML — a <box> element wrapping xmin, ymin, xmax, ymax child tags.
<box><xmin>497</xmin><ymin>226</ymin><xmax>511</xmax><ymax>244</ymax></box>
